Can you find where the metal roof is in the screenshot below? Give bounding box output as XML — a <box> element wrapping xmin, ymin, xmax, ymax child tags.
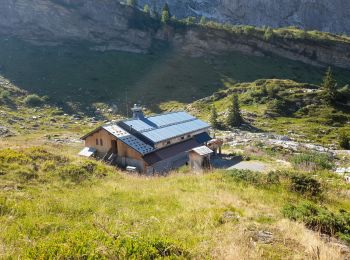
<box><xmin>142</xmin><ymin>119</ymin><xmax>209</xmax><ymax>143</ymax></box>
<box><xmin>120</xmin><ymin>111</ymin><xmax>196</xmax><ymax>133</ymax></box>
<box><xmin>78</xmin><ymin>147</ymin><xmax>97</xmax><ymax>157</ymax></box>
<box><xmin>119</xmin><ymin>111</ymin><xmax>210</xmax><ymax>144</ymax></box>
<box><xmin>194</xmin><ymin>132</ymin><xmax>212</xmax><ymax>144</ymax></box>
<box><xmin>143</xmin><ymin>139</ymin><xmax>200</xmax><ymax>165</ymax></box>
<box><xmin>191</xmin><ymin>146</ymin><xmax>213</xmax><ymax>156</ymax></box>
<box><xmin>103</xmin><ymin>125</ymin><xmax>155</xmax><ymax>155</ymax></box>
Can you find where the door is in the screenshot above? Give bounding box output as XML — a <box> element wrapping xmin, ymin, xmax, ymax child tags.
<box><xmin>111</xmin><ymin>140</ymin><xmax>118</xmax><ymax>154</ymax></box>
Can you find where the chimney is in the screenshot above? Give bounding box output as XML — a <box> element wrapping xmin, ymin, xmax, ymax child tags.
<box><xmin>131</xmin><ymin>104</ymin><xmax>144</xmax><ymax>119</ymax></box>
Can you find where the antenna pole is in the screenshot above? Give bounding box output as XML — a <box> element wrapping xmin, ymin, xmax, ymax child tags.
<box><xmin>125</xmin><ymin>89</ymin><xmax>129</xmax><ymax>118</ymax></box>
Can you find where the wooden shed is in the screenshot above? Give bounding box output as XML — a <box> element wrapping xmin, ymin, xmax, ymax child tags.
<box><xmin>189</xmin><ymin>146</ymin><xmax>213</xmax><ymax>172</ymax></box>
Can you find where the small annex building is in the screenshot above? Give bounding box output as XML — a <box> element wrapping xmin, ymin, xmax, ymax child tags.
<box><xmin>80</xmin><ymin>105</ymin><xmax>212</xmax><ymax>174</ymax></box>
<box><xmin>189</xmin><ymin>146</ymin><xmax>213</xmax><ymax>172</ymax></box>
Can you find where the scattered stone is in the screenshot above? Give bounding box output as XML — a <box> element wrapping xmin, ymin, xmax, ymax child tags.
<box><xmin>253</xmin><ymin>230</ymin><xmax>274</xmax><ymax>244</ymax></box>
<box><xmin>220</xmin><ymin>211</ymin><xmax>240</xmax><ymax>223</ymax></box>
<box><xmin>0</xmin><ymin>126</ymin><xmax>13</xmax><ymax>137</ymax></box>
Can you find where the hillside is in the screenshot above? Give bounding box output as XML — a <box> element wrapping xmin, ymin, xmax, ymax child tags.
<box><xmin>1</xmin><ymin>136</ymin><xmax>350</xmax><ymax>258</ymax></box>
<box><xmin>189</xmin><ymin>79</ymin><xmax>350</xmax><ymax>145</ymax></box>
<box><xmin>1</xmin><ymin>37</ymin><xmax>350</xmax><ymax>116</ymax></box>
<box><xmin>1</xmin><ymin>0</ymin><xmax>350</xmax><ymax>69</ymax></box>
<box><xmin>139</xmin><ymin>0</ymin><xmax>350</xmax><ymax>35</ymax></box>
<box><xmin>1</xmin><ymin>1</ymin><xmax>350</xmax><ymax>259</ymax></box>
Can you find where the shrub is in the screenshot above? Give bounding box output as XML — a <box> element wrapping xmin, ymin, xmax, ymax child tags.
<box><xmin>339</xmin><ymin>132</ymin><xmax>350</xmax><ymax>150</ymax></box>
<box><xmin>0</xmin><ymin>149</ymin><xmax>31</xmax><ymax>164</ymax></box>
<box><xmin>15</xmin><ymin>169</ymin><xmax>38</xmax><ymax>181</ymax></box>
<box><xmin>283</xmin><ymin>202</ymin><xmax>350</xmax><ymax>240</ymax></box>
<box><xmin>290</xmin><ymin>175</ymin><xmax>322</xmax><ymax>197</ymax></box>
<box><xmin>266</xmin><ymin>171</ymin><xmax>280</xmax><ymax>185</ymax></box>
<box><xmin>0</xmin><ymin>90</ymin><xmax>10</xmax><ymax>100</ymax></box>
<box><xmin>265</xmin><ymin>99</ymin><xmax>288</xmax><ymax>116</ymax></box>
<box><xmin>226</xmin><ymin>170</ymin><xmax>263</xmax><ymax>186</ymax></box>
<box><xmin>291</xmin><ymin>152</ymin><xmax>334</xmax><ymax>171</ymax></box>
<box><xmin>57</xmin><ymin>161</ymin><xmax>107</xmax><ymax>183</ymax></box>
<box><xmin>26</xmin><ymin>231</ymin><xmax>189</xmax><ymax>259</ymax></box>
<box><xmin>0</xmin><ymin>196</ymin><xmax>14</xmax><ymax>216</ymax></box>
<box><xmin>24</xmin><ymin>94</ymin><xmax>44</xmax><ymax>107</ymax></box>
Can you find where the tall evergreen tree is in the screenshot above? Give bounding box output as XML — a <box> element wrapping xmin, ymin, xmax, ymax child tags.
<box><xmin>162</xmin><ymin>3</ymin><xmax>171</xmax><ymax>17</ymax></box>
<box><xmin>161</xmin><ymin>9</ymin><xmax>170</xmax><ymax>24</ymax></box>
<box><xmin>210</xmin><ymin>106</ymin><xmax>219</xmax><ymax>129</ymax></box>
<box><xmin>227</xmin><ymin>94</ymin><xmax>243</xmax><ymax>127</ymax></box>
<box><xmin>127</xmin><ymin>0</ymin><xmax>137</xmax><ymax>7</ymax></box>
<box><xmin>143</xmin><ymin>4</ymin><xmax>150</xmax><ymax>14</ymax></box>
<box><xmin>199</xmin><ymin>16</ymin><xmax>206</xmax><ymax>25</ymax></box>
<box><xmin>321</xmin><ymin>67</ymin><xmax>338</xmax><ymax>105</ymax></box>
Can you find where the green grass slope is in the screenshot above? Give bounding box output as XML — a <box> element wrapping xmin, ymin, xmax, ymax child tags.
<box><xmin>190</xmin><ymin>79</ymin><xmax>350</xmax><ymax>145</ymax></box>
<box><xmin>0</xmin><ymin>147</ymin><xmax>350</xmax><ymax>259</ymax></box>
<box><xmin>0</xmin><ymin>38</ymin><xmax>349</xmax><ymax>114</ymax></box>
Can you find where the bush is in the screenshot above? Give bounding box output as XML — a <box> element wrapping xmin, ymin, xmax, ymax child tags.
<box><xmin>291</xmin><ymin>152</ymin><xmax>334</xmax><ymax>171</ymax></box>
<box><xmin>226</xmin><ymin>170</ymin><xmax>264</xmax><ymax>186</ymax></box>
<box><xmin>339</xmin><ymin>132</ymin><xmax>350</xmax><ymax>150</ymax></box>
<box><xmin>57</xmin><ymin>161</ymin><xmax>107</xmax><ymax>183</ymax></box>
<box><xmin>265</xmin><ymin>99</ymin><xmax>288</xmax><ymax>116</ymax></box>
<box><xmin>0</xmin><ymin>90</ymin><xmax>10</xmax><ymax>100</ymax></box>
<box><xmin>26</xmin><ymin>230</ymin><xmax>189</xmax><ymax>259</ymax></box>
<box><xmin>283</xmin><ymin>201</ymin><xmax>350</xmax><ymax>241</ymax></box>
<box><xmin>24</xmin><ymin>94</ymin><xmax>44</xmax><ymax>107</ymax></box>
<box><xmin>266</xmin><ymin>171</ymin><xmax>280</xmax><ymax>185</ymax></box>
<box><xmin>290</xmin><ymin>175</ymin><xmax>322</xmax><ymax>197</ymax></box>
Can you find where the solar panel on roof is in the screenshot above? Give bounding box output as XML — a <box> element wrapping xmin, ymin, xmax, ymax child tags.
<box><xmin>117</xmin><ymin>111</ymin><xmax>210</xmax><ymax>145</ymax></box>
<box><xmin>142</xmin><ymin>119</ymin><xmax>209</xmax><ymax>143</ymax></box>
<box><xmin>103</xmin><ymin>125</ymin><xmax>155</xmax><ymax>155</ymax></box>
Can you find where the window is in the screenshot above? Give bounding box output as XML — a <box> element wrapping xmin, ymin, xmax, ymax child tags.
<box><xmin>100</xmin><ymin>139</ymin><xmax>103</xmax><ymax>146</ymax></box>
<box><xmin>181</xmin><ymin>136</ymin><xmax>185</xmax><ymax>140</ymax></box>
<box><xmin>167</xmin><ymin>141</ymin><xmax>171</xmax><ymax>145</ymax></box>
<box><xmin>187</xmin><ymin>135</ymin><xmax>191</xmax><ymax>138</ymax></box>
<box><xmin>96</xmin><ymin>138</ymin><xmax>99</xmax><ymax>145</ymax></box>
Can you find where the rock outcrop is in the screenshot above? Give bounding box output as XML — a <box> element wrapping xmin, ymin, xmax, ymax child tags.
<box><xmin>139</xmin><ymin>0</ymin><xmax>350</xmax><ymax>35</ymax></box>
<box><xmin>0</xmin><ymin>0</ymin><xmax>156</xmax><ymax>53</ymax></box>
<box><xmin>0</xmin><ymin>0</ymin><xmax>350</xmax><ymax>69</ymax></box>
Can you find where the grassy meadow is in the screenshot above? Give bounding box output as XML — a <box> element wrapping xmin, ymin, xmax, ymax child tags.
<box><xmin>0</xmin><ymin>33</ymin><xmax>349</xmax><ymax>259</ymax></box>
<box><xmin>0</xmin><ymin>37</ymin><xmax>349</xmax><ymax>114</ymax></box>
<box><xmin>190</xmin><ymin>79</ymin><xmax>350</xmax><ymax>145</ymax></box>
<box><xmin>0</xmin><ymin>145</ymin><xmax>350</xmax><ymax>259</ymax></box>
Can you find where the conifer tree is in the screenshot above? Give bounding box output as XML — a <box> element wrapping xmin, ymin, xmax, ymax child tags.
<box><xmin>227</xmin><ymin>94</ymin><xmax>243</xmax><ymax>127</ymax></box>
<box><xmin>161</xmin><ymin>3</ymin><xmax>170</xmax><ymax>24</ymax></box>
<box><xmin>162</xmin><ymin>3</ymin><xmax>171</xmax><ymax>17</ymax></box>
<box><xmin>127</xmin><ymin>0</ymin><xmax>137</xmax><ymax>7</ymax></box>
<box><xmin>210</xmin><ymin>106</ymin><xmax>219</xmax><ymax>129</ymax></box>
<box><xmin>200</xmin><ymin>16</ymin><xmax>206</xmax><ymax>25</ymax></box>
<box><xmin>161</xmin><ymin>9</ymin><xmax>170</xmax><ymax>24</ymax></box>
<box><xmin>322</xmin><ymin>67</ymin><xmax>338</xmax><ymax>105</ymax></box>
<box><xmin>143</xmin><ymin>4</ymin><xmax>150</xmax><ymax>14</ymax></box>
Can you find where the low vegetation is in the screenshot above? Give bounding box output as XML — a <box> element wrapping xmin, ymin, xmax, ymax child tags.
<box><xmin>1</xmin><ymin>146</ymin><xmax>349</xmax><ymax>258</ymax></box>
<box><xmin>191</xmin><ymin>76</ymin><xmax>350</xmax><ymax>145</ymax></box>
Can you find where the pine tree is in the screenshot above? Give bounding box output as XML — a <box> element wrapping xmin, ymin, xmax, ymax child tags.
<box><xmin>162</xmin><ymin>3</ymin><xmax>171</xmax><ymax>17</ymax></box>
<box><xmin>322</xmin><ymin>67</ymin><xmax>338</xmax><ymax>105</ymax></box>
<box><xmin>127</xmin><ymin>0</ymin><xmax>137</xmax><ymax>7</ymax></box>
<box><xmin>227</xmin><ymin>94</ymin><xmax>243</xmax><ymax>127</ymax></box>
<box><xmin>161</xmin><ymin>10</ymin><xmax>170</xmax><ymax>24</ymax></box>
<box><xmin>210</xmin><ymin>106</ymin><xmax>219</xmax><ymax>129</ymax></box>
<box><xmin>143</xmin><ymin>4</ymin><xmax>150</xmax><ymax>14</ymax></box>
<box><xmin>264</xmin><ymin>27</ymin><xmax>274</xmax><ymax>41</ymax></box>
<box><xmin>200</xmin><ymin>16</ymin><xmax>206</xmax><ymax>25</ymax></box>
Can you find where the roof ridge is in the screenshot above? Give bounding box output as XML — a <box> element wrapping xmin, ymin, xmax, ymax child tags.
<box><xmin>138</xmin><ymin>117</ymin><xmax>197</xmax><ymax>133</ymax></box>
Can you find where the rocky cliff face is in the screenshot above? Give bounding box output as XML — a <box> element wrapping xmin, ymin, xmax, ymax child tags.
<box><xmin>139</xmin><ymin>0</ymin><xmax>350</xmax><ymax>35</ymax></box>
<box><xmin>0</xmin><ymin>0</ymin><xmax>349</xmax><ymax>69</ymax></box>
<box><xmin>0</xmin><ymin>0</ymin><xmax>156</xmax><ymax>53</ymax></box>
